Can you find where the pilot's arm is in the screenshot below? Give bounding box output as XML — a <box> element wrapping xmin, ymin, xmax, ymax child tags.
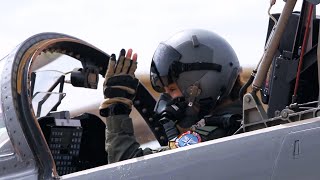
<box><xmin>99</xmin><ymin>49</ymin><xmax>152</xmax><ymax>163</ymax></box>
<box><xmin>105</xmin><ymin>114</ymin><xmax>153</xmax><ymax>163</ymax></box>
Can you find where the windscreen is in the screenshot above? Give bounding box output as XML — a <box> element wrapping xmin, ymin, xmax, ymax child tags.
<box><xmin>31</xmin><ymin>70</ymin><xmax>66</xmax><ymax>117</ymax></box>
<box><xmin>30</xmin><ymin>52</ymin><xmax>103</xmax><ymax>117</ymax></box>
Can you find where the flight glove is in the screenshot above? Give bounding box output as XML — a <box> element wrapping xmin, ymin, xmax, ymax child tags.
<box><xmin>99</xmin><ymin>49</ymin><xmax>138</xmax><ymax>117</ymax></box>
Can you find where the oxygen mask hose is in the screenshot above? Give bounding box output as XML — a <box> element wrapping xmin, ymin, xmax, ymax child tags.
<box><xmin>161</xmin><ymin>117</ymin><xmax>179</xmax><ymax>141</ymax></box>
<box><xmin>239</xmin><ymin>70</ymin><xmax>256</xmax><ymax>102</ymax></box>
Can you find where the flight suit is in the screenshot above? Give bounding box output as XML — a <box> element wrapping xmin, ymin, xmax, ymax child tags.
<box><xmin>105</xmin><ymin>100</ymin><xmax>242</xmax><ymax>164</ymax></box>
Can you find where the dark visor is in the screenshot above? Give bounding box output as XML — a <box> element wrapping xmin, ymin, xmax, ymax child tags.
<box><xmin>150</xmin><ymin>43</ymin><xmax>222</xmax><ymax>92</ymax></box>
<box><xmin>150</xmin><ymin>43</ymin><xmax>181</xmax><ymax>92</ymax></box>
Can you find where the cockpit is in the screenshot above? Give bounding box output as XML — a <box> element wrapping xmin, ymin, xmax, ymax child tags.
<box><xmin>30</xmin><ymin>54</ymin><xmax>108</xmax><ymax>175</ymax></box>
<box><xmin>0</xmin><ymin>33</ymin><xmax>164</xmax><ymax>179</ymax></box>
<box><xmin>2</xmin><ymin>4</ymin><xmax>320</xmax><ymax>178</ymax></box>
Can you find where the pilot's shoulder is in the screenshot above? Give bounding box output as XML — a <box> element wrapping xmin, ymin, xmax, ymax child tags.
<box><xmin>195</xmin><ymin>126</ymin><xmax>219</xmax><ymax>136</ymax></box>
<box><xmin>195</xmin><ymin>126</ymin><xmax>226</xmax><ymax>141</ymax></box>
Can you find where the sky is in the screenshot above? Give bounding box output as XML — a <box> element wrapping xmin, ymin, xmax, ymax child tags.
<box><xmin>0</xmin><ymin>0</ymin><xmax>305</xmax><ymax>75</ymax></box>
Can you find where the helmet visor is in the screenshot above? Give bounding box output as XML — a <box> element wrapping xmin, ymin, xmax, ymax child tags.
<box><xmin>150</xmin><ymin>43</ymin><xmax>181</xmax><ymax>92</ymax></box>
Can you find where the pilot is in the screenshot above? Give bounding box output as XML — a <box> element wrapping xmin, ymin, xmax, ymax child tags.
<box><xmin>99</xmin><ymin>29</ymin><xmax>243</xmax><ymax>164</ymax></box>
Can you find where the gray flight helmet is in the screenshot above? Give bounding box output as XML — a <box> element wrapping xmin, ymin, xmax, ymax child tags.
<box><xmin>150</xmin><ymin>29</ymin><xmax>240</xmax><ymax>106</ymax></box>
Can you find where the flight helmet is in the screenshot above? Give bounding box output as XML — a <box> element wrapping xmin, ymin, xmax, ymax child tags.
<box><xmin>150</xmin><ymin>29</ymin><xmax>240</xmax><ymax>107</ymax></box>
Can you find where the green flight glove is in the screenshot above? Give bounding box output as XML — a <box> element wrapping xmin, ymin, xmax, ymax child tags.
<box><xmin>99</xmin><ymin>49</ymin><xmax>138</xmax><ymax>117</ymax></box>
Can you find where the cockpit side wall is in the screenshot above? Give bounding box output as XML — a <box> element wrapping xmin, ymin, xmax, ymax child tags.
<box><xmin>62</xmin><ymin>117</ymin><xmax>320</xmax><ymax>180</ymax></box>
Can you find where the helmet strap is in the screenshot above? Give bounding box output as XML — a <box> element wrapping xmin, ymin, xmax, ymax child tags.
<box><xmin>215</xmin><ymin>86</ymin><xmax>227</xmax><ymax>107</ymax></box>
<box><xmin>170</xmin><ymin>61</ymin><xmax>222</xmax><ymax>78</ymax></box>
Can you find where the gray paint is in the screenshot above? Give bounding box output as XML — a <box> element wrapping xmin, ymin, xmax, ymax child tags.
<box><xmin>62</xmin><ymin>118</ymin><xmax>320</xmax><ymax>180</ymax></box>
<box><xmin>164</xmin><ymin>29</ymin><xmax>240</xmax><ymax>102</ymax></box>
<box><xmin>0</xmin><ymin>46</ymin><xmax>38</xmax><ymax>178</ymax></box>
<box><xmin>0</xmin><ymin>168</ymin><xmax>38</xmax><ymax>180</ymax></box>
<box><xmin>272</xmin><ymin>127</ymin><xmax>320</xmax><ymax>179</ymax></box>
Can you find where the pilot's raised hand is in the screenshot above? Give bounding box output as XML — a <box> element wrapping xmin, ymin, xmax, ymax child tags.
<box><xmin>99</xmin><ymin>49</ymin><xmax>138</xmax><ymax>117</ymax></box>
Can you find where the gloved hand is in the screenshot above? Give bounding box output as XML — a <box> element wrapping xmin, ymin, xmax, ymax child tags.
<box><xmin>99</xmin><ymin>49</ymin><xmax>139</xmax><ymax>117</ymax></box>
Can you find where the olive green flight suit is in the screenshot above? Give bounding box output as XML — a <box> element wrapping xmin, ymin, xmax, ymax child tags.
<box><xmin>105</xmin><ymin>101</ymin><xmax>242</xmax><ymax>164</ymax></box>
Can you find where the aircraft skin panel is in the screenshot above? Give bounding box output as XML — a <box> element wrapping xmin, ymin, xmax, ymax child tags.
<box><xmin>61</xmin><ymin>117</ymin><xmax>320</xmax><ymax>180</ymax></box>
<box><xmin>272</xmin><ymin>127</ymin><xmax>320</xmax><ymax>179</ymax></box>
<box><xmin>0</xmin><ymin>169</ymin><xmax>38</xmax><ymax>180</ymax></box>
<box><xmin>0</xmin><ymin>44</ymin><xmax>39</xmax><ymax>178</ymax></box>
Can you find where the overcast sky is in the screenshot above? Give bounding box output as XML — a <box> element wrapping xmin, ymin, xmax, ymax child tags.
<box><xmin>1</xmin><ymin>0</ymin><xmax>307</xmax><ymax>75</ymax></box>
